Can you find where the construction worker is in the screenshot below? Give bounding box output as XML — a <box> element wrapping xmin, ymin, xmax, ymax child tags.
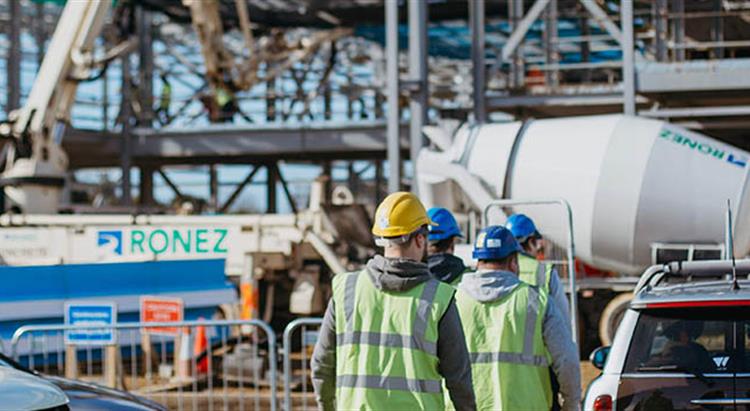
<box><xmin>426</xmin><ymin>207</ymin><xmax>467</xmax><ymax>286</ymax></box>
<box><xmin>156</xmin><ymin>73</ymin><xmax>172</xmax><ymax>125</ymax></box>
<box><xmin>453</xmin><ymin>225</ymin><xmax>580</xmax><ymax>411</ymax></box>
<box><xmin>311</xmin><ymin>192</ymin><xmax>476</xmax><ymax>411</ymax></box>
<box><xmin>505</xmin><ymin>214</ymin><xmax>572</xmax><ymax>324</ymax></box>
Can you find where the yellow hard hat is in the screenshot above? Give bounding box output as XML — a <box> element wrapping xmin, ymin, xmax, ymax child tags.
<box><xmin>372</xmin><ymin>192</ymin><xmax>435</xmax><ymax>237</ymax></box>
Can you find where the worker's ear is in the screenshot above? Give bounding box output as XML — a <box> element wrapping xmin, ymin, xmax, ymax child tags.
<box><xmin>415</xmin><ymin>232</ymin><xmax>426</xmax><ymax>250</ymax></box>
<box><xmin>509</xmin><ymin>254</ymin><xmax>519</xmax><ymax>275</ymax></box>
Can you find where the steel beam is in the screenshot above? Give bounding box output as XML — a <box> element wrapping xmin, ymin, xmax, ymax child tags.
<box><xmin>139</xmin><ymin>166</ymin><xmax>154</xmax><ymax>206</ymax></box>
<box><xmin>653</xmin><ymin>0</ymin><xmax>668</xmax><ymax>61</ymax></box>
<box><xmin>137</xmin><ymin>5</ymin><xmax>154</xmax><ymax>125</ymax></box>
<box><xmin>711</xmin><ymin>0</ymin><xmax>724</xmax><ymax>59</ymax></box>
<box><xmin>64</xmin><ymin>122</ymin><xmax>411</xmax><ymax>168</ymax></box>
<box><xmin>220</xmin><ymin>166</ymin><xmax>260</xmax><ymax>213</ymax></box>
<box><xmin>209</xmin><ymin>164</ymin><xmax>218</xmax><ymax>211</ymax></box>
<box><xmin>276</xmin><ymin>164</ymin><xmax>298</xmax><ymax>213</ymax></box>
<box><xmin>267</xmin><ymin>163</ymin><xmax>278</xmax><ymax>213</ymax></box>
<box><xmin>502</xmin><ymin>0</ymin><xmax>550</xmax><ymax>62</ymax></box>
<box><xmin>157</xmin><ymin>169</ymin><xmax>184</xmax><ymax>199</ymax></box>
<box><xmin>6</xmin><ymin>0</ymin><xmax>21</xmax><ymax>111</ymax></box>
<box><xmin>408</xmin><ymin>0</ymin><xmax>428</xmax><ymax>195</ymax></box>
<box><xmin>347</xmin><ymin>161</ymin><xmax>358</xmax><ymax>194</ymax></box>
<box><xmin>671</xmin><ymin>0</ymin><xmax>685</xmax><ymax>61</ymax></box>
<box><xmin>637</xmin><ymin>59</ymin><xmax>750</xmax><ymax>93</ymax></box>
<box><xmin>621</xmin><ymin>0</ymin><xmax>636</xmax><ymax>116</ymax></box>
<box><xmin>486</xmin><ymin>92</ymin><xmax>647</xmax><ymax>108</ymax></box>
<box><xmin>639</xmin><ymin>105</ymin><xmax>750</xmax><ymax>118</ymax></box>
<box><xmin>385</xmin><ymin>0</ymin><xmax>400</xmax><ymax>192</ymax></box>
<box><xmin>579</xmin><ymin>0</ymin><xmax>623</xmax><ymax>45</ymax></box>
<box><xmin>375</xmin><ymin>160</ymin><xmax>383</xmax><ymax>204</ymax></box>
<box><xmin>469</xmin><ymin>0</ymin><xmax>486</xmax><ymax>123</ymax></box>
<box><xmin>34</xmin><ymin>1</ymin><xmax>46</xmax><ymax>66</ymax></box>
<box><xmin>120</xmin><ymin>53</ymin><xmax>133</xmax><ymax>205</ymax></box>
<box><xmin>543</xmin><ymin>0</ymin><xmax>559</xmax><ymax>87</ymax></box>
<box><xmin>508</xmin><ymin>0</ymin><xmax>523</xmax><ymax>88</ymax></box>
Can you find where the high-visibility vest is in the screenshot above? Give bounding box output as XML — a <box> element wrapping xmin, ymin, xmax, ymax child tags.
<box><xmin>518</xmin><ymin>253</ymin><xmax>552</xmax><ymax>292</ymax></box>
<box><xmin>454</xmin><ymin>279</ymin><xmax>552</xmax><ymax>411</ymax></box>
<box><xmin>332</xmin><ymin>269</ymin><xmax>455</xmax><ymax>410</ymax></box>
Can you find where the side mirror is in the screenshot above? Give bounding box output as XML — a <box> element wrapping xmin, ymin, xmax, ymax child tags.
<box><xmin>590</xmin><ymin>346</ymin><xmax>611</xmax><ymax>370</ymax></box>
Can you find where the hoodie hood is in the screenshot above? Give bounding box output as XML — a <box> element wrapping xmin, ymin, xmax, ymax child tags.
<box><xmin>366</xmin><ymin>255</ymin><xmax>431</xmax><ymax>292</ymax></box>
<box><xmin>427</xmin><ymin>253</ymin><xmax>466</xmax><ymax>284</ymax></box>
<box><xmin>458</xmin><ymin>269</ymin><xmax>520</xmax><ymax>302</ymax></box>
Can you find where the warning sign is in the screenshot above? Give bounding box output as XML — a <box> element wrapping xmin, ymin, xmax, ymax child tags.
<box><xmin>140</xmin><ymin>296</ymin><xmax>184</xmax><ymax>336</ymax></box>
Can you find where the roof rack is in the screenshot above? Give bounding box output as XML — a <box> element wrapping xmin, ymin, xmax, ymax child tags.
<box><xmin>634</xmin><ymin>259</ymin><xmax>750</xmax><ymax>294</ymax></box>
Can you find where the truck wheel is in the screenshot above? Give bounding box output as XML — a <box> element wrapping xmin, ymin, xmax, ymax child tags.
<box><xmin>598</xmin><ymin>293</ymin><xmax>632</xmax><ymax>346</ymax></box>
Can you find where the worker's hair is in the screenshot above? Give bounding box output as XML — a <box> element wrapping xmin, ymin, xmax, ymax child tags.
<box><xmin>479</xmin><ymin>253</ymin><xmax>516</xmax><ymax>267</ymax></box>
<box><xmin>428</xmin><ymin>237</ymin><xmax>455</xmax><ymax>254</ymax></box>
<box><xmin>378</xmin><ymin>225</ymin><xmax>429</xmax><ymax>249</ymax></box>
<box><xmin>519</xmin><ymin>237</ymin><xmax>534</xmax><ymax>251</ymax></box>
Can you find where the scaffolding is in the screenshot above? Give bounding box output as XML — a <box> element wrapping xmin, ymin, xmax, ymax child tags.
<box><xmin>1</xmin><ymin>0</ymin><xmax>749</xmax><ymax>211</ymax></box>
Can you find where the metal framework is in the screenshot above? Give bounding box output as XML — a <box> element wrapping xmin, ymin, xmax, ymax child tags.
<box><xmin>2</xmin><ymin>0</ymin><xmax>750</xmax><ymax>212</ymax></box>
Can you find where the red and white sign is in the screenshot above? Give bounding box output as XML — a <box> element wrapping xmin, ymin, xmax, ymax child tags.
<box><xmin>140</xmin><ymin>296</ymin><xmax>184</xmax><ymax>336</ymax></box>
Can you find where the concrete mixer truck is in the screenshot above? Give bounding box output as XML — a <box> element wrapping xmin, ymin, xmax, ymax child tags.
<box><xmin>416</xmin><ymin>114</ymin><xmax>750</xmax><ymax>352</ymax></box>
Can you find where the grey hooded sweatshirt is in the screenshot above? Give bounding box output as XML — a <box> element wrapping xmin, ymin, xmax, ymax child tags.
<box><xmin>311</xmin><ymin>255</ymin><xmax>477</xmax><ymax>411</ymax></box>
<box><xmin>458</xmin><ymin>269</ymin><xmax>582</xmax><ymax>411</ymax></box>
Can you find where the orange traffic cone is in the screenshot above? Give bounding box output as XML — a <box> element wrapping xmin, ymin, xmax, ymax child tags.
<box><xmin>194</xmin><ymin>318</ymin><xmax>208</xmax><ymax>374</ymax></box>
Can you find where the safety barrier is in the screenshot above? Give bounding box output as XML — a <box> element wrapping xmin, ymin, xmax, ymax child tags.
<box><xmin>11</xmin><ymin>319</ymin><xmax>278</xmax><ymax>411</ymax></box>
<box><xmin>282</xmin><ymin>318</ymin><xmax>323</xmax><ymax>411</ymax></box>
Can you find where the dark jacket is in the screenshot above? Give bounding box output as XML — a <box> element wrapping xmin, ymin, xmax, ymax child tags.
<box><xmin>428</xmin><ymin>252</ymin><xmax>467</xmax><ymax>284</ymax></box>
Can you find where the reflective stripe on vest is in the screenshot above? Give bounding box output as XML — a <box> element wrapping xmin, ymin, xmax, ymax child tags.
<box><xmin>337</xmin><ymin>375</ymin><xmax>442</xmax><ymax>393</ymax></box>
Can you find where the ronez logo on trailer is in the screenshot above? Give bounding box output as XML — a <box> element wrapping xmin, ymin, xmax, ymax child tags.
<box><xmin>97</xmin><ymin>231</ymin><xmax>123</xmax><ymax>256</ymax></box>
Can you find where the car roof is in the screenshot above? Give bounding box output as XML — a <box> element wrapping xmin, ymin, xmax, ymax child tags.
<box><xmin>631</xmin><ymin>259</ymin><xmax>750</xmax><ymax>309</ymax></box>
<box><xmin>632</xmin><ymin>279</ymin><xmax>750</xmax><ymax>309</ymax></box>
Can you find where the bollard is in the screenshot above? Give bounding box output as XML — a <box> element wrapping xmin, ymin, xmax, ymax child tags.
<box><xmin>173</xmin><ymin>327</ymin><xmax>191</xmax><ymax>382</ymax></box>
<box><xmin>65</xmin><ymin>344</ymin><xmax>78</xmax><ymax>379</ymax></box>
<box><xmin>103</xmin><ymin>345</ymin><xmax>117</xmax><ymax>388</ymax></box>
<box><xmin>141</xmin><ymin>332</ymin><xmax>153</xmax><ymax>382</ymax></box>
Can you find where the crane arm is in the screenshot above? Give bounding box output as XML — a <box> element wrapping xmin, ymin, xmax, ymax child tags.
<box><xmin>0</xmin><ymin>0</ymin><xmax>111</xmax><ymax>213</ymax></box>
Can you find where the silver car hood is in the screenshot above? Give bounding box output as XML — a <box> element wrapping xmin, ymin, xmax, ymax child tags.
<box><xmin>0</xmin><ymin>367</ymin><xmax>68</xmax><ymax>410</ymax></box>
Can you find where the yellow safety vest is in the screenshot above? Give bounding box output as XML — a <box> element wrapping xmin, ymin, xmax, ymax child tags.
<box><xmin>332</xmin><ymin>270</ymin><xmax>455</xmax><ymax>410</ymax></box>
<box><xmin>453</xmin><ymin>278</ymin><xmax>552</xmax><ymax>411</ymax></box>
<box><xmin>518</xmin><ymin>253</ymin><xmax>552</xmax><ymax>293</ymax></box>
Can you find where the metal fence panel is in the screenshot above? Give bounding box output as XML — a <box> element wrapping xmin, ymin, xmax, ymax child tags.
<box><xmin>10</xmin><ymin>319</ymin><xmax>277</xmax><ymax>411</ymax></box>
<box><xmin>282</xmin><ymin>318</ymin><xmax>323</xmax><ymax>411</ymax></box>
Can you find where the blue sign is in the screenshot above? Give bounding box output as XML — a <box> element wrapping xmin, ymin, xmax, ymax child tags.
<box><xmin>64</xmin><ymin>302</ymin><xmax>117</xmax><ymax>345</ymax></box>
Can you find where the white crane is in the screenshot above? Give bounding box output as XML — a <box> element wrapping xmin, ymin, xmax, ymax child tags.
<box><xmin>0</xmin><ymin>1</ymin><xmax>113</xmax><ymax>213</ymax></box>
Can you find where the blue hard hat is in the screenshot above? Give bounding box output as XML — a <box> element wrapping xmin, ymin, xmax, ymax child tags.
<box><xmin>472</xmin><ymin>225</ymin><xmax>522</xmax><ymax>260</ymax></box>
<box><xmin>505</xmin><ymin>214</ymin><xmax>541</xmax><ymax>241</ymax></box>
<box><xmin>427</xmin><ymin>207</ymin><xmax>463</xmax><ymax>242</ymax></box>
